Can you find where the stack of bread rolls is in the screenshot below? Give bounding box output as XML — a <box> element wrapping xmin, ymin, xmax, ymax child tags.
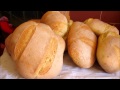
<box><xmin>5</xmin><ymin>11</ymin><xmax>72</xmax><ymax>79</ymax></box>
<box><xmin>5</xmin><ymin>11</ymin><xmax>120</xmax><ymax>79</ymax></box>
<box><xmin>85</xmin><ymin>18</ymin><xmax>120</xmax><ymax>73</ymax></box>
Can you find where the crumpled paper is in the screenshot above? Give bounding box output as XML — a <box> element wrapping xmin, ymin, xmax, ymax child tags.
<box><xmin>0</xmin><ymin>48</ymin><xmax>120</xmax><ymax>79</ymax></box>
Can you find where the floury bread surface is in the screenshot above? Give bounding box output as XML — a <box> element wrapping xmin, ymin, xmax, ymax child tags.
<box><xmin>84</xmin><ymin>18</ymin><xmax>119</xmax><ymax>36</ymax></box>
<box><xmin>5</xmin><ymin>21</ymin><xmax>65</xmax><ymax>79</ymax></box>
<box><xmin>67</xmin><ymin>22</ymin><xmax>97</xmax><ymax>68</ymax></box>
<box><xmin>40</xmin><ymin>11</ymin><xmax>68</xmax><ymax>37</ymax></box>
<box><xmin>40</xmin><ymin>11</ymin><xmax>73</xmax><ymax>51</ymax></box>
<box><xmin>97</xmin><ymin>32</ymin><xmax>120</xmax><ymax>73</ymax></box>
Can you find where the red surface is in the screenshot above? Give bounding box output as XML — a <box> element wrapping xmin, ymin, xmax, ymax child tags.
<box><xmin>70</xmin><ymin>11</ymin><xmax>120</xmax><ymax>31</ymax></box>
<box><xmin>70</xmin><ymin>11</ymin><xmax>101</xmax><ymax>21</ymax></box>
<box><xmin>101</xmin><ymin>11</ymin><xmax>120</xmax><ymax>23</ymax></box>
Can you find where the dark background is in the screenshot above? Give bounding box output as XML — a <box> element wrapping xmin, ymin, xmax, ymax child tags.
<box><xmin>0</xmin><ymin>11</ymin><xmax>120</xmax><ymax>31</ymax></box>
<box><xmin>0</xmin><ymin>11</ymin><xmax>47</xmax><ymax>27</ymax></box>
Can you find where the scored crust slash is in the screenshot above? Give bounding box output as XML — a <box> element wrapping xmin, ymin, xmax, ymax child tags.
<box><xmin>36</xmin><ymin>38</ymin><xmax>58</xmax><ymax>75</ymax></box>
<box><xmin>5</xmin><ymin>21</ymin><xmax>65</xmax><ymax>79</ymax></box>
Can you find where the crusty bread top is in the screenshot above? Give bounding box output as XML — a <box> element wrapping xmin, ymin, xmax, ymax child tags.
<box><xmin>5</xmin><ymin>20</ymin><xmax>65</xmax><ymax>79</ymax></box>
<box><xmin>67</xmin><ymin>21</ymin><xmax>97</xmax><ymax>68</ymax></box>
<box><xmin>84</xmin><ymin>18</ymin><xmax>119</xmax><ymax>36</ymax></box>
<box><xmin>40</xmin><ymin>11</ymin><xmax>68</xmax><ymax>37</ymax></box>
<box><xmin>97</xmin><ymin>32</ymin><xmax>120</xmax><ymax>73</ymax></box>
<box><xmin>67</xmin><ymin>21</ymin><xmax>97</xmax><ymax>48</ymax></box>
<box><xmin>5</xmin><ymin>21</ymin><xmax>38</xmax><ymax>61</ymax></box>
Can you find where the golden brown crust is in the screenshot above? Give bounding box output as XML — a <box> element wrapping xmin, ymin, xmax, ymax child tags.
<box><xmin>63</xmin><ymin>20</ymin><xmax>73</xmax><ymax>51</ymax></box>
<box><xmin>5</xmin><ymin>33</ymin><xmax>13</xmax><ymax>55</ymax></box>
<box><xmin>97</xmin><ymin>32</ymin><xmax>120</xmax><ymax>73</ymax></box>
<box><xmin>14</xmin><ymin>25</ymin><xmax>36</xmax><ymax>61</ymax></box>
<box><xmin>37</xmin><ymin>38</ymin><xmax>58</xmax><ymax>75</ymax></box>
<box><xmin>84</xmin><ymin>18</ymin><xmax>119</xmax><ymax>36</ymax></box>
<box><xmin>5</xmin><ymin>21</ymin><xmax>38</xmax><ymax>61</ymax></box>
<box><xmin>35</xmin><ymin>35</ymin><xmax>65</xmax><ymax>79</ymax></box>
<box><xmin>40</xmin><ymin>11</ymin><xmax>68</xmax><ymax>37</ymax></box>
<box><xmin>5</xmin><ymin>21</ymin><xmax>65</xmax><ymax>79</ymax></box>
<box><xmin>67</xmin><ymin>22</ymin><xmax>97</xmax><ymax>68</ymax></box>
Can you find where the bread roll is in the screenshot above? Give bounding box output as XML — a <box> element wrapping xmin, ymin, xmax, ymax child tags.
<box><xmin>63</xmin><ymin>19</ymin><xmax>73</xmax><ymax>51</ymax></box>
<box><xmin>59</xmin><ymin>11</ymin><xmax>73</xmax><ymax>41</ymax></box>
<box><xmin>40</xmin><ymin>11</ymin><xmax>68</xmax><ymax>37</ymax></box>
<box><xmin>5</xmin><ymin>21</ymin><xmax>65</xmax><ymax>79</ymax></box>
<box><xmin>97</xmin><ymin>32</ymin><xmax>120</xmax><ymax>73</ymax></box>
<box><xmin>84</xmin><ymin>18</ymin><xmax>119</xmax><ymax>36</ymax></box>
<box><xmin>63</xmin><ymin>20</ymin><xmax>73</xmax><ymax>40</ymax></box>
<box><xmin>67</xmin><ymin>22</ymin><xmax>97</xmax><ymax>68</ymax></box>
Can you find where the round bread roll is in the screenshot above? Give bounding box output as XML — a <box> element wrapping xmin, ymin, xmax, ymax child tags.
<box><xmin>40</xmin><ymin>11</ymin><xmax>68</xmax><ymax>37</ymax></box>
<box><xmin>67</xmin><ymin>22</ymin><xmax>97</xmax><ymax>68</ymax></box>
<box><xmin>5</xmin><ymin>21</ymin><xmax>65</xmax><ymax>79</ymax></box>
<box><xmin>97</xmin><ymin>32</ymin><xmax>120</xmax><ymax>73</ymax></box>
<box><xmin>84</xmin><ymin>18</ymin><xmax>119</xmax><ymax>36</ymax></box>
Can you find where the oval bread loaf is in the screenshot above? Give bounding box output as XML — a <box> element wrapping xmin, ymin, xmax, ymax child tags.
<box><xmin>67</xmin><ymin>22</ymin><xmax>97</xmax><ymax>68</ymax></box>
<box><xmin>5</xmin><ymin>21</ymin><xmax>65</xmax><ymax>79</ymax></box>
<box><xmin>97</xmin><ymin>32</ymin><xmax>120</xmax><ymax>73</ymax></box>
<box><xmin>84</xmin><ymin>18</ymin><xmax>119</xmax><ymax>36</ymax></box>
